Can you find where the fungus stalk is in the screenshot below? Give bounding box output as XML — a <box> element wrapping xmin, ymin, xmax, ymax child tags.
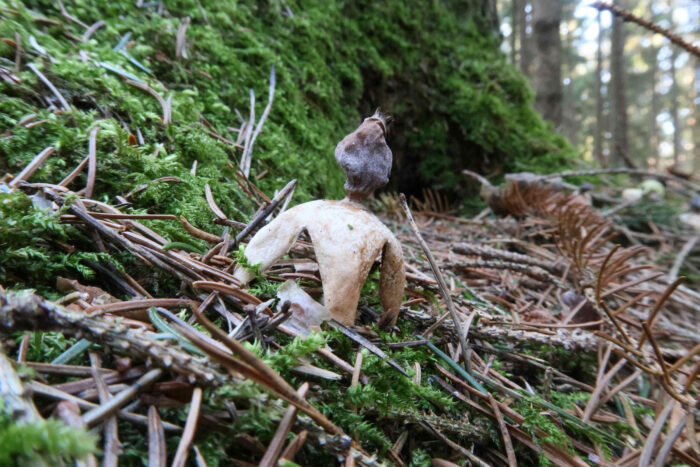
<box><xmin>234</xmin><ymin>111</ymin><xmax>405</xmax><ymax>327</ymax></box>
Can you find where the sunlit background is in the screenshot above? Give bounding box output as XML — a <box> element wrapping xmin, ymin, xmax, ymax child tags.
<box><xmin>497</xmin><ymin>1</ymin><xmax>699</xmax><ymax>172</ymax></box>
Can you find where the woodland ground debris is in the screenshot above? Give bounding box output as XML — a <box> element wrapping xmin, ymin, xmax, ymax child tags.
<box><xmin>0</xmin><ymin>1</ymin><xmax>699</xmax><ymax>466</ymax></box>
<box><xmin>1</xmin><ymin>158</ymin><xmax>699</xmax><ymax>465</ymax></box>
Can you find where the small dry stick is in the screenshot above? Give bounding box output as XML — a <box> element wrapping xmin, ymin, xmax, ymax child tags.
<box><xmin>669</xmin><ymin>236</ymin><xmax>698</xmax><ymax>283</ymax></box>
<box><xmin>82</xmin><ymin>20</ymin><xmax>105</xmax><ymax>42</ymax></box>
<box><xmin>180</xmin><ymin>216</ymin><xmax>221</xmax><ymax>243</ymax></box>
<box><xmin>193</xmin><ymin>446</ymin><xmax>207</xmax><ymax>467</ymax></box>
<box><xmin>148</xmin><ymin>406</ymin><xmax>167</xmax><ymax>467</ymax></box>
<box><xmin>84</xmin><ymin>127</ymin><xmax>100</xmax><ymax>198</ymax></box>
<box><xmin>0</xmin><ymin>347</ymin><xmax>43</xmax><ymax>424</ymax></box>
<box><xmin>16</xmin><ymin>333</ymin><xmax>30</xmax><ymax>362</ymax></box>
<box><xmin>420</xmin><ymin>421</ymin><xmax>490</xmax><ymax>467</ymax></box>
<box><xmin>653</xmin><ymin>415</ymin><xmax>688</xmax><ymax>467</ymax></box>
<box><xmin>639</xmin><ymin>398</ymin><xmax>676</xmax><ymax>467</ymax></box>
<box><xmin>241</xmin><ymin>89</ymin><xmax>255</xmax><ymax>176</ymax></box>
<box><xmin>351</xmin><ymin>351</ymin><xmax>363</xmax><ymax>388</ymax></box>
<box><xmin>231</xmin><ymin>178</ymin><xmax>297</xmax><ymax>247</ymax></box>
<box><xmin>125</xmin><ymin>80</ymin><xmax>170</xmax><ymax>125</ymax></box>
<box><xmin>488</xmin><ymin>393</ymin><xmax>517</xmax><ymax>467</ymax></box>
<box><xmin>638</xmin><ymin>277</ymin><xmax>685</xmax><ymax>350</ymax></box>
<box><xmin>27</xmin><ymin>63</ymin><xmax>71</xmax><ymax>111</ymax></box>
<box><xmin>400</xmin><ymin>193</ymin><xmax>472</xmax><ymax>374</ymax></box>
<box><xmin>57</xmin><ymin>0</ymin><xmax>89</xmax><ymax>28</ymax></box>
<box><xmin>175</xmin><ymin>17</ymin><xmax>190</xmax><ymax>59</ymax></box>
<box><xmin>204</xmin><ymin>183</ymin><xmax>227</xmax><ymax>219</ymax></box>
<box><xmin>592</xmin><ymin>2</ymin><xmax>700</xmax><ymax>58</ymax></box>
<box><xmin>9</xmin><ymin>146</ymin><xmax>55</xmax><ymax>188</ymax></box>
<box><xmin>172</xmin><ymin>386</ymin><xmax>203</xmax><ymax>467</ymax></box>
<box><xmin>13</xmin><ymin>32</ymin><xmax>21</xmax><ymax>72</ymax></box>
<box><xmin>241</xmin><ymin>66</ymin><xmax>276</xmax><ymax>178</ymax></box>
<box><xmin>453</xmin><ymin>242</ymin><xmax>563</xmax><ymax>274</ymax></box>
<box><xmin>82</xmin><ymin>368</ymin><xmax>163</xmax><ymax>426</ymax></box>
<box><xmin>280</xmin><ymin>429</ymin><xmax>308</xmax><ymax>462</ymax></box>
<box><xmin>667</xmin><ymin>342</ymin><xmax>700</xmax><ymax>375</ymax></box>
<box><xmin>582</xmin><ymin>358</ymin><xmax>626</xmax><ymax>422</ymax></box>
<box><xmin>28</xmin><ymin>381</ymin><xmax>181</xmax><ymax>431</ymax></box>
<box><xmin>90</xmin><ymin>352</ymin><xmax>120</xmax><ymax>467</ymax></box>
<box><xmin>59</xmin><ymin>155</ymin><xmax>89</xmax><ymax>187</ymax></box>
<box><xmin>259</xmin><ymin>383</ymin><xmax>309</xmax><ymax>467</ymax></box>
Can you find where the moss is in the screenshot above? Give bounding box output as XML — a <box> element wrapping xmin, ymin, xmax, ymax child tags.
<box><xmin>0</xmin><ymin>1</ymin><xmax>582</xmax><ymax>463</ymax></box>
<box><xmin>0</xmin><ymin>190</ymin><xmax>120</xmax><ymax>294</ymax></box>
<box><xmin>2</xmin><ymin>0</ymin><xmax>572</xmax><ymax>204</ymax></box>
<box><xmin>0</xmin><ymin>0</ymin><xmax>576</xmax><ymax>294</ymax></box>
<box><xmin>0</xmin><ymin>398</ymin><xmax>97</xmax><ymax>466</ymax></box>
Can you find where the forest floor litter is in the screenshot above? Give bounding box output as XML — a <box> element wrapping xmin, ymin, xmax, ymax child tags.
<box><xmin>1</xmin><ymin>155</ymin><xmax>699</xmax><ymax>466</ymax></box>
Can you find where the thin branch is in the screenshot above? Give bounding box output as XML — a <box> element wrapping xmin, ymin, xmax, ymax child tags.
<box><xmin>148</xmin><ymin>406</ymin><xmax>167</xmax><ymax>466</ymax></box>
<box><xmin>240</xmin><ymin>89</ymin><xmax>255</xmax><ymax>176</ymax></box>
<box><xmin>259</xmin><ymin>383</ymin><xmax>309</xmax><ymax>467</ymax></box>
<box><xmin>668</xmin><ymin>235</ymin><xmax>698</xmax><ymax>283</ymax></box>
<box><xmin>241</xmin><ymin>66</ymin><xmax>276</xmax><ymax>178</ymax></box>
<box><xmin>27</xmin><ymin>63</ymin><xmax>70</xmax><ymax>111</ymax></box>
<box><xmin>13</xmin><ymin>32</ymin><xmax>21</xmax><ymax>72</ymax></box>
<box><xmin>639</xmin><ymin>399</ymin><xmax>675</xmax><ymax>467</ymax></box>
<box><xmin>540</xmin><ymin>167</ymin><xmax>700</xmax><ymax>193</ymax></box>
<box><xmin>89</xmin><ymin>352</ymin><xmax>121</xmax><ymax>466</ymax></box>
<box><xmin>82</xmin><ymin>20</ymin><xmax>105</xmax><ymax>42</ymax></box>
<box><xmin>487</xmin><ymin>393</ymin><xmax>517</xmax><ymax>467</ymax></box>
<box><xmin>175</xmin><ymin>17</ymin><xmax>190</xmax><ymax>59</ymax></box>
<box><xmin>0</xmin><ymin>290</ymin><xmax>228</xmax><ymax>385</ymax></box>
<box><xmin>172</xmin><ymin>386</ymin><xmax>202</xmax><ymax>467</ymax></box>
<box><xmin>400</xmin><ymin>193</ymin><xmax>472</xmax><ymax>374</ymax></box>
<box><xmin>125</xmin><ymin>79</ymin><xmax>170</xmax><ymax>125</ymax></box>
<box><xmin>230</xmin><ymin>178</ymin><xmax>296</xmax><ymax>248</ymax></box>
<box><xmin>84</xmin><ymin>127</ymin><xmax>100</xmax><ymax>198</ymax></box>
<box><xmin>59</xmin><ymin>155</ymin><xmax>89</xmax><ymax>187</ymax></box>
<box><xmin>591</xmin><ymin>2</ymin><xmax>700</xmax><ymax>58</ymax></box>
<box><xmin>0</xmin><ymin>346</ymin><xmax>43</xmax><ymax>424</ymax></box>
<box><xmin>8</xmin><ymin>146</ymin><xmax>55</xmax><ymax>188</ymax></box>
<box><xmin>82</xmin><ymin>368</ymin><xmax>163</xmax><ymax>426</ymax></box>
<box><xmin>204</xmin><ymin>183</ymin><xmax>227</xmax><ymax>219</ymax></box>
<box><xmin>652</xmin><ymin>414</ymin><xmax>687</xmax><ymax>467</ymax></box>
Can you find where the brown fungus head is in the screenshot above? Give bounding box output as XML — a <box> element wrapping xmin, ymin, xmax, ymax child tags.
<box><xmin>334</xmin><ymin>109</ymin><xmax>393</xmax><ymax>202</ymax></box>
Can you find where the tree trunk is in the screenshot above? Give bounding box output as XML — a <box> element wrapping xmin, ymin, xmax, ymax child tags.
<box><xmin>594</xmin><ymin>10</ymin><xmax>606</xmax><ymax>167</ymax></box>
<box><xmin>649</xmin><ymin>46</ymin><xmax>659</xmax><ymax>169</ymax></box>
<box><xmin>510</xmin><ymin>0</ymin><xmax>518</xmax><ymax>65</ymax></box>
<box><xmin>695</xmin><ymin>1</ymin><xmax>700</xmax><ymax>172</ymax></box>
<box><xmin>610</xmin><ymin>0</ymin><xmax>630</xmax><ymax>167</ymax></box>
<box><xmin>694</xmin><ymin>55</ymin><xmax>700</xmax><ymax>173</ymax></box>
<box><xmin>670</xmin><ymin>43</ymin><xmax>680</xmax><ymax>168</ymax></box>
<box><xmin>531</xmin><ymin>0</ymin><xmax>562</xmax><ymax>127</ymax></box>
<box><xmin>561</xmin><ymin>9</ymin><xmax>577</xmax><ymax>146</ymax></box>
<box><xmin>518</xmin><ymin>0</ymin><xmax>532</xmax><ymax>77</ymax></box>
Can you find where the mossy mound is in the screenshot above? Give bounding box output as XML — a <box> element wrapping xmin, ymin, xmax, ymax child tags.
<box><xmin>0</xmin><ymin>0</ymin><xmax>572</xmax><ymax>289</ymax></box>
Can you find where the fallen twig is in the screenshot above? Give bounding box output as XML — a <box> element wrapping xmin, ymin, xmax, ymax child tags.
<box><xmin>172</xmin><ymin>386</ymin><xmax>202</xmax><ymax>467</ymax></box>
<box><xmin>400</xmin><ymin>193</ymin><xmax>473</xmax><ymax>374</ymax></box>
<box><xmin>9</xmin><ymin>146</ymin><xmax>55</xmax><ymax>188</ymax></box>
<box><xmin>27</xmin><ymin>63</ymin><xmax>70</xmax><ymax>111</ymax></box>
<box><xmin>240</xmin><ymin>66</ymin><xmax>276</xmax><ymax>178</ymax></box>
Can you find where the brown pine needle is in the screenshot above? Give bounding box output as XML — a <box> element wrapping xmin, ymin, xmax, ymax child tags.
<box><xmin>487</xmin><ymin>393</ymin><xmax>517</xmax><ymax>467</ymax></box>
<box><xmin>259</xmin><ymin>383</ymin><xmax>309</xmax><ymax>467</ymax></box>
<box><xmin>148</xmin><ymin>406</ymin><xmax>167</xmax><ymax>466</ymax></box>
<box><xmin>172</xmin><ymin>387</ymin><xmax>202</xmax><ymax>467</ymax></box>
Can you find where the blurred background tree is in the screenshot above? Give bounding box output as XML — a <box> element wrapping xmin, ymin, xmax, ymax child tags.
<box><xmin>497</xmin><ymin>0</ymin><xmax>699</xmax><ymax>173</ymax></box>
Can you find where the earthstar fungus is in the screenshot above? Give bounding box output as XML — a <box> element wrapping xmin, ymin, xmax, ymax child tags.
<box><xmin>234</xmin><ymin>110</ymin><xmax>405</xmax><ymax>327</ymax></box>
